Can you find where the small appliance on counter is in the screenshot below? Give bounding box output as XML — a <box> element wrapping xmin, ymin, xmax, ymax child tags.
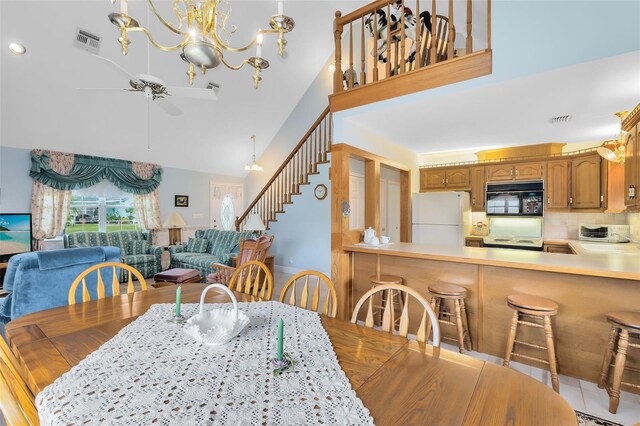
<box><xmin>578</xmin><ymin>224</ymin><xmax>630</xmax><ymax>243</ymax></box>
<box><xmin>412</xmin><ymin>192</ymin><xmax>471</xmax><ymax>247</ymax></box>
<box><xmin>482</xmin><ymin>217</ymin><xmax>544</xmax><ymax>251</ymax></box>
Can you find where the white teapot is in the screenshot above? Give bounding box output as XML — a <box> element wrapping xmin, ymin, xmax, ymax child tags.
<box><xmin>363</xmin><ymin>227</ymin><xmax>377</xmax><ymax>244</ymax></box>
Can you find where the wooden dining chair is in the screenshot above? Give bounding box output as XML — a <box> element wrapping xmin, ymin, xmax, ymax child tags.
<box><xmin>210</xmin><ymin>235</ymin><xmax>274</xmax><ymax>285</ymax></box>
<box><xmin>68</xmin><ymin>261</ymin><xmax>147</xmax><ymax>305</ymax></box>
<box><xmin>351</xmin><ymin>283</ymin><xmax>440</xmax><ymax>346</ymax></box>
<box><xmin>278</xmin><ymin>270</ymin><xmax>338</xmax><ymax>318</ymax></box>
<box><xmin>228</xmin><ymin>260</ymin><xmax>273</xmax><ymax>300</ymax></box>
<box><xmin>0</xmin><ymin>336</ymin><xmax>38</xmax><ymax>425</ymax></box>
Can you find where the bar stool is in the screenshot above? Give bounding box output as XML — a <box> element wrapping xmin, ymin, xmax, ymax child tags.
<box><xmin>503</xmin><ymin>294</ymin><xmax>560</xmax><ymax>393</ymax></box>
<box><xmin>427</xmin><ymin>283</ymin><xmax>471</xmax><ymax>353</ymax></box>
<box><xmin>598</xmin><ymin>311</ymin><xmax>640</xmax><ymax>414</ymax></box>
<box><xmin>369</xmin><ymin>274</ymin><xmax>404</xmax><ymax>325</ymax></box>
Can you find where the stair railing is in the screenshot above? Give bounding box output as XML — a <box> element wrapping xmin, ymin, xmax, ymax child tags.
<box><xmin>236</xmin><ymin>106</ymin><xmax>332</xmax><ymax>231</ymax></box>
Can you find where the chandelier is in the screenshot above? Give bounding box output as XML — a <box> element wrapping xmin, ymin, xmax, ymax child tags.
<box><xmin>597</xmin><ymin>111</ymin><xmax>629</xmax><ymax>164</ymax></box>
<box><xmin>108</xmin><ymin>0</ymin><xmax>295</xmax><ymax>89</ymax></box>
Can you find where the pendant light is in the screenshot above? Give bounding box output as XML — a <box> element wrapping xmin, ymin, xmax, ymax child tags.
<box><xmin>597</xmin><ymin>111</ymin><xmax>629</xmax><ymax>164</ymax></box>
<box><xmin>244</xmin><ymin>135</ymin><xmax>263</xmax><ymax>172</ymax></box>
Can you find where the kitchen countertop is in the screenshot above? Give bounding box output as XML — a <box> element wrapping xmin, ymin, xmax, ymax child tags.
<box><xmin>344</xmin><ymin>241</ymin><xmax>640</xmax><ymax>281</ymax></box>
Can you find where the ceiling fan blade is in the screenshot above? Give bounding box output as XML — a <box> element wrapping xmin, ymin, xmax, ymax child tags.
<box><xmin>91</xmin><ymin>54</ymin><xmax>140</xmax><ymax>83</ymax></box>
<box><xmin>166</xmin><ymin>86</ymin><xmax>217</xmax><ymax>100</ymax></box>
<box><xmin>154</xmin><ymin>97</ymin><xmax>183</xmax><ymax>116</ymax></box>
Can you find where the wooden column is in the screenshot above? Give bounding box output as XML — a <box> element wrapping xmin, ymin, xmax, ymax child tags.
<box><xmin>365</xmin><ymin>159</ymin><xmax>381</xmax><ymax>235</ymax></box>
<box><xmin>333</xmin><ymin>11</ymin><xmax>343</xmax><ymax>93</ymax></box>
<box><xmin>330</xmin><ymin>148</ymin><xmax>352</xmax><ymax>320</ymax></box>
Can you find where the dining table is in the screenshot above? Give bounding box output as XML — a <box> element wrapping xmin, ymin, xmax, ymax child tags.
<box><xmin>5</xmin><ymin>284</ymin><xmax>577</xmax><ymax>425</ymax></box>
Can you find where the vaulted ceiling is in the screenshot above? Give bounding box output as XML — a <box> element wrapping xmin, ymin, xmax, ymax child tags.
<box><xmin>0</xmin><ymin>0</ymin><xmax>363</xmax><ymax>176</ymax></box>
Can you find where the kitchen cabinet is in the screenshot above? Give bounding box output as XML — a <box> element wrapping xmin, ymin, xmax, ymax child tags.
<box><xmin>486</xmin><ymin>161</ymin><xmax>544</xmax><ymax>182</ymax></box>
<box><xmin>570</xmin><ymin>154</ymin><xmax>602</xmax><ymax>209</ymax></box>
<box><xmin>623</xmin><ymin>107</ymin><xmax>639</xmax><ymax>208</ymax></box>
<box><xmin>546</xmin><ymin>159</ymin><xmax>570</xmax><ymax>210</ymax></box>
<box><xmin>470</xmin><ymin>166</ymin><xmax>486</xmax><ymax>211</ymax></box>
<box><xmin>420</xmin><ymin>167</ymin><xmax>470</xmax><ymax>191</ymax></box>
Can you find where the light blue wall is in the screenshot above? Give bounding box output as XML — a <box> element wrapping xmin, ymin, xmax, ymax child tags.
<box><xmin>0</xmin><ymin>146</ymin><xmax>242</xmax><ymax>227</ymax></box>
<box><xmin>267</xmin><ymin>162</ymin><xmax>330</xmax><ymax>275</ymax></box>
<box><xmin>159</xmin><ymin>167</ymin><xmax>243</xmax><ymax>228</ymax></box>
<box><xmin>244</xmin><ymin>59</ymin><xmax>334</xmax><ymax>273</ymax></box>
<box><xmin>0</xmin><ymin>147</ymin><xmax>32</xmax><ymax>213</ymax></box>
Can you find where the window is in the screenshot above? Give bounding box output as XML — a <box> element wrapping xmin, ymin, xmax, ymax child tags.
<box><xmin>220</xmin><ymin>195</ymin><xmax>235</xmax><ymax>231</ymax></box>
<box><xmin>66</xmin><ymin>185</ymin><xmax>140</xmax><ymax>234</ymax></box>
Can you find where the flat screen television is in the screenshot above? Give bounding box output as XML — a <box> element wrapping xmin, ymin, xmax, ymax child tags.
<box><xmin>0</xmin><ymin>213</ymin><xmax>33</xmax><ymax>262</ymax></box>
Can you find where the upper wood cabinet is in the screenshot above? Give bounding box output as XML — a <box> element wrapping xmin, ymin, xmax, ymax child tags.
<box><xmin>486</xmin><ymin>162</ymin><xmax>544</xmax><ymax>182</ymax></box>
<box><xmin>570</xmin><ymin>154</ymin><xmax>602</xmax><ymax>209</ymax></box>
<box><xmin>546</xmin><ymin>159</ymin><xmax>570</xmax><ymax>209</ymax></box>
<box><xmin>420</xmin><ymin>167</ymin><xmax>470</xmax><ymax>191</ymax></box>
<box><xmin>470</xmin><ymin>166</ymin><xmax>486</xmax><ymax>211</ymax></box>
<box><xmin>623</xmin><ymin>106</ymin><xmax>639</xmax><ymax>208</ymax></box>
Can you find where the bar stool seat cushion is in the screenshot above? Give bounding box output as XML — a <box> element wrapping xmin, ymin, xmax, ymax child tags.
<box><xmin>429</xmin><ymin>283</ymin><xmax>466</xmax><ymax>297</ymax></box>
<box><xmin>507</xmin><ymin>294</ymin><xmax>558</xmax><ymax>312</ymax></box>
<box><xmin>607</xmin><ymin>311</ymin><xmax>640</xmax><ymax>330</ymax></box>
<box><xmin>369</xmin><ymin>275</ymin><xmax>403</xmax><ymax>285</ymax></box>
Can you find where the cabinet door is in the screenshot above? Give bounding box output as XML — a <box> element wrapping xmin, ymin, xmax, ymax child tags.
<box><xmin>624</xmin><ymin>124</ymin><xmax>638</xmax><ymax>206</ymax></box>
<box><xmin>515</xmin><ymin>161</ymin><xmax>545</xmax><ymax>181</ymax></box>
<box><xmin>486</xmin><ymin>164</ymin><xmax>514</xmax><ymax>182</ymax></box>
<box><xmin>546</xmin><ymin>160</ymin><xmax>569</xmax><ymax>209</ymax></box>
<box><xmin>571</xmin><ymin>154</ymin><xmax>602</xmax><ymax>209</ymax></box>
<box><xmin>421</xmin><ymin>169</ymin><xmax>447</xmax><ymax>191</ymax></box>
<box><xmin>470</xmin><ymin>166</ymin><xmax>486</xmax><ymax>211</ymax></box>
<box><xmin>446</xmin><ymin>167</ymin><xmax>471</xmax><ymax>189</ymax></box>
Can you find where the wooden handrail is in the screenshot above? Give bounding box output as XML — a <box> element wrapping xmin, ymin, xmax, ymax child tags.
<box><xmin>336</xmin><ymin>0</ymin><xmax>391</xmax><ymax>25</ymax></box>
<box><xmin>236</xmin><ymin>106</ymin><xmax>331</xmax><ymax>229</ymax></box>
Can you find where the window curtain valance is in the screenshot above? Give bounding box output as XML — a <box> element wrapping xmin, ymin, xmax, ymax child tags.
<box><xmin>30</xmin><ymin>150</ymin><xmax>162</xmax><ymax>195</ymax></box>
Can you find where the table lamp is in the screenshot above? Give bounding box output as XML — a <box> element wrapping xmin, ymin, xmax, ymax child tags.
<box><xmin>164</xmin><ymin>213</ymin><xmax>187</xmax><ymax>245</ymax></box>
<box><xmin>244</xmin><ymin>213</ymin><xmax>266</xmax><ymax>236</ymax></box>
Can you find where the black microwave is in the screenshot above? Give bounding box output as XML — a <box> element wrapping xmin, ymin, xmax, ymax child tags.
<box><xmin>485</xmin><ymin>181</ymin><xmax>544</xmax><ymax>216</ymax></box>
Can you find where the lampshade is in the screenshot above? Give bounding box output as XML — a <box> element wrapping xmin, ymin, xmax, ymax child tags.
<box><xmin>597</xmin><ymin>140</ymin><xmax>625</xmax><ymax>164</ymax></box>
<box><xmin>244</xmin><ymin>213</ymin><xmax>265</xmax><ymax>231</ymax></box>
<box><xmin>163</xmin><ymin>212</ymin><xmax>187</xmax><ymax>228</ymax></box>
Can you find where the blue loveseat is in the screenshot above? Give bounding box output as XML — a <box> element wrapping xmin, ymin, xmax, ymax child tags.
<box><xmin>0</xmin><ymin>247</ymin><xmax>121</xmax><ymax>325</ymax></box>
<box><xmin>169</xmin><ymin>229</ymin><xmax>254</xmax><ymax>279</ymax></box>
<box><xmin>64</xmin><ymin>230</ymin><xmax>162</xmax><ymax>279</ymax></box>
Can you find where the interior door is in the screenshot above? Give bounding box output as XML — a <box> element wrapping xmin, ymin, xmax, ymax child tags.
<box><xmin>349</xmin><ymin>173</ymin><xmax>365</xmax><ymax>230</ymax></box>
<box><xmin>387</xmin><ymin>181</ymin><xmax>401</xmax><ymax>243</ymax></box>
<box><xmin>380</xmin><ymin>179</ymin><xmax>388</xmax><ymax>236</ymax></box>
<box><xmin>210</xmin><ymin>182</ymin><xmax>244</xmax><ymax>230</ymax></box>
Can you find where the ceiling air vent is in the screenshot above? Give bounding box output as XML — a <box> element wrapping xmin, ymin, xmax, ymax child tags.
<box><xmin>549</xmin><ymin>115</ymin><xmax>572</xmax><ymax>124</ymax></box>
<box><xmin>73</xmin><ymin>28</ymin><xmax>101</xmax><ymax>54</ymax></box>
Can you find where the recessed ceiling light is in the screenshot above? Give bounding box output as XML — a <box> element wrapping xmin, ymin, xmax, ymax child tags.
<box><xmin>9</xmin><ymin>42</ymin><xmax>26</xmax><ymax>55</ymax></box>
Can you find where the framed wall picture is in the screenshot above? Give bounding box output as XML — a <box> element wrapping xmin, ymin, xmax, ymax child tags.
<box><xmin>175</xmin><ymin>195</ymin><xmax>189</xmax><ymax>207</ymax></box>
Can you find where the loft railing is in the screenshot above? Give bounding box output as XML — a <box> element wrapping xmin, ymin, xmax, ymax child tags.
<box><xmin>330</xmin><ymin>0</ymin><xmax>492</xmax><ymax>111</ymax></box>
<box><xmin>236</xmin><ymin>106</ymin><xmax>332</xmax><ymax>231</ymax></box>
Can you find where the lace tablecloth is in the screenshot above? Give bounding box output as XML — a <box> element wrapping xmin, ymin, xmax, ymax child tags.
<box><xmin>36</xmin><ymin>302</ymin><xmax>374</xmax><ymax>425</ymax></box>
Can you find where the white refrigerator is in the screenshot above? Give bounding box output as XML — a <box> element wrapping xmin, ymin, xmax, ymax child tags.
<box><xmin>412</xmin><ymin>192</ymin><xmax>471</xmax><ymax>247</ymax></box>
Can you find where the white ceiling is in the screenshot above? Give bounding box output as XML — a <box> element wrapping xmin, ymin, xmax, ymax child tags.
<box><xmin>2</xmin><ymin>1</ymin><xmax>639</xmax><ymax>176</ymax></box>
<box><xmin>0</xmin><ymin>0</ymin><xmax>364</xmax><ymax>176</ymax></box>
<box><xmin>344</xmin><ymin>50</ymin><xmax>640</xmax><ymax>155</ymax></box>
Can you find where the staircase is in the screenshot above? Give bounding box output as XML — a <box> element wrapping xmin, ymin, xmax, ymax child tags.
<box><xmin>236</xmin><ymin>106</ymin><xmax>332</xmax><ymax>231</ymax></box>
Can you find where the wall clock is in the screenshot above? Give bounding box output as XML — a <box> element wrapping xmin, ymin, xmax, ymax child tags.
<box><xmin>314</xmin><ymin>184</ymin><xmax>327</xmax><ymax>200</ymax></box>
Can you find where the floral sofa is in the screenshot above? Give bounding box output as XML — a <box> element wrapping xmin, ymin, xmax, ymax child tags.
<box><xmin>169</xmin><ymin>229</ymin><xmax>254</xmax><ymax>279</ymax></box>
<box><xmin>64</xmin><ymin>230</ymin><xmax>162</xmax><ymax>279</ymax></box>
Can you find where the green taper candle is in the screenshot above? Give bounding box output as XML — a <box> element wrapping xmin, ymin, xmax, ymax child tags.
<box><xmin>175</xmin><ymin>286</ymin><xmax>182</xmax><ymax>317</ymax></box>
<box><xmin>277</xmin><ymin>318</ymin><xmax>284</xmax><ymax>361</ymax></box>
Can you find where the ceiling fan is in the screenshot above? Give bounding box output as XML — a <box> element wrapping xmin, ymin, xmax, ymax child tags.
<box><xmin>79</xmin><ymin>54</ymin><xmax>217</xmax><ymax>116</ymax></box>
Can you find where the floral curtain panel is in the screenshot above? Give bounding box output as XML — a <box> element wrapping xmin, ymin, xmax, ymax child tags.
<box><xmin>30</xmin><ymin>150</ymin><xmax>162</xmax><ymax>195</ymax></box>
<box><xmin>30</xmin><ymin>150</ymin><xmax>164</xmax><ymax>248</ymax></box>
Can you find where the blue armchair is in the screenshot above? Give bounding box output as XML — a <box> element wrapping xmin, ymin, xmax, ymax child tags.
<box><xmin>0</xmin><ymin>246</ymin><xmax>121</xmax><ymax>323</ymax></box>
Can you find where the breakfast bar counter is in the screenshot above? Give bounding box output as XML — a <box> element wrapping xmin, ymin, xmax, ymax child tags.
<box><xmin>341</xmin><ymin>242</ymin><xmax>640</xmax><ymax>387</ymax></box>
